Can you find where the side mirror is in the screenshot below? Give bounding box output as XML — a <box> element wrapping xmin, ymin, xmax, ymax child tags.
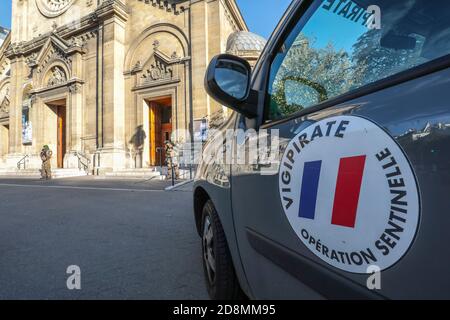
<box><xmin>205</xmin><ymin>54</ymin><xmax>256</xmax><ymax>118</ymax></box>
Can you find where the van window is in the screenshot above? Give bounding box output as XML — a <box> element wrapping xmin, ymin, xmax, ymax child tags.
<box><xmin>267</xmin><ymin>0</ymin><xmax>450</xmax><ymax>121</ymax></box>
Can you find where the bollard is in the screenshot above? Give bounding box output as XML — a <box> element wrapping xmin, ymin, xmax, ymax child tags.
<box><xmin>171</xmin><ymin>158</ymin><xmax>175</xmax><ymax>187</ymax></box>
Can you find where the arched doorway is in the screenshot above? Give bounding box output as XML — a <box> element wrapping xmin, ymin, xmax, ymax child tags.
<box><xmin>147</xmin><ymin>96</ymin><xmax>172</xmax><ymax>166</ymax></box>
<box><xmin>45</xmin><ymin>99</ymin><xmax>67</xmax><ymax>168</ymax></box>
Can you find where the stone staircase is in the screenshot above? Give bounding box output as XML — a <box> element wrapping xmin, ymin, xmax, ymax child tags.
<box><xmin>105</xmin><ymin>168</ymin><xmax>165</xmax><ymax>180</ymax></box>
<box><xmin>52</xmin><ymin>168</ymin><xmax>88</xmax><ymax>179</ymax></box>
<box><xmin>0</xmin><ymin>166</ymin><xmax>188</xmax><ymax>180</ymax></box>
<box><xmin>0</xmin><ymin>168</ymin><xmax>41</xmax><ymax>178</ymax></box>
<box><xmin>0</xmin><ymin>168</ymin><xmax>88</xmax><ymax>179</ymax></box>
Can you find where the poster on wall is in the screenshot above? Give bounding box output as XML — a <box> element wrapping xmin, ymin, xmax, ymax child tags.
<box><xmin>22</xmin><ymin>108</ymin><xmax>32</xmax><ymax>145</ymax></box>
<box><xmin>193</xmin><ymin>118</ymin><xmax>208</xmax><ymax>143</ymax></box>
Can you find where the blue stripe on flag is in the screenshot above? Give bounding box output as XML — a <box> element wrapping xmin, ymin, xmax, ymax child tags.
<box><xmin>298</xmin><ymin>160</ymin><xmax>322</xmax><ymax>220</ymax></box>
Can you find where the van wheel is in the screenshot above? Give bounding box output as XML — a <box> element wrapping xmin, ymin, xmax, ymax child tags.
<box><xmin>201</xmin><ymin>200</ymin><xmax>245</xmax><ymax>300</ymax></box>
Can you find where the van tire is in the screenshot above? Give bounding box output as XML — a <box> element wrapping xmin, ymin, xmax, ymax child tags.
<box><xmin>201</xmin><ymin>200</ymin><xmax>245</xmax><ymax>300</ymax></box>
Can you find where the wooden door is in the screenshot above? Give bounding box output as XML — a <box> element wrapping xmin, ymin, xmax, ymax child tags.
<box><xmin>57</xmin><ymin>107</ymin><xmax>66</xmax><ymax>168</ymax></box>
<box><xmin>149</xmin><ymin>102</ymin><xmax>162</xmax><ymax>166</ymax></box>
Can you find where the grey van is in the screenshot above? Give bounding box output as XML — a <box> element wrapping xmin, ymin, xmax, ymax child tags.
<box><xmin>193</xmin><ymin>0</ymin><xmax>450</xmax><ymax>299</ymax></box>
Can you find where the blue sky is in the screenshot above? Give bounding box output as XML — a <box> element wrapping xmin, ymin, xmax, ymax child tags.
<box><xmin>0</xmin><ymin>0</ymin><xmax>12</xmax><ymax>30</ymax></box>
<box><xmin>0</xmin><ymin>0</ymin><xmax>291</xmax><ymax>39</ymax></box>
<box><xmin>237</xmin><ymin>0</ymin><xmax>292</xmax><ymax>38</ymax></box>
<box><xmin>302</xmin><ymin>2</ymin><xmax>367</xmax><ymax>52</ymax></box>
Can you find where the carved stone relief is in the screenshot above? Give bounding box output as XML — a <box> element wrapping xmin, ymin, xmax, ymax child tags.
<box><xmin>47</xmin><ymin>66</ymin><xmax>67</xmax><ymax>86</ymax></box>
<box><xmin>36</xmin><ymin>0</ymin><xmax>77</xmax><ymax>18</ymax></box>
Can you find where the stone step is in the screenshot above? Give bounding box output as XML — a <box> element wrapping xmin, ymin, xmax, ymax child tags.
<box><xmin>0</xmin><ymin>169</ymin><xmax>41</xmax><ymax>177</ymax></box>
<box><xmin>104</xmin><ymin>175</ymin><xmax>166</xmax><ymax>180</ymax></box>
<box><xmin>0</xmin><ymin>168</ymin><xmax>88</xmax><ymax>179</ymax></box>
<box><xmin>105</xmin><ymin>169</ymin><xmax>164</xmax><ymax>180</ymax></box>
<box><xmin>106</xmin><ymin>171</ymin><xmax>161</xmax><ymax>176</ymax></box>
<box><xmin>108</xmin><ymin>168</ymin><xmax>160</xmax><ymax>173</ymax></box>
<box><xmin>52</xmin><ymin>169</ymin><xmax>88</xmax><ymax>179</ymax></box>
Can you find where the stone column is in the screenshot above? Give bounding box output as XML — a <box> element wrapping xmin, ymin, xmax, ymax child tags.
<box><xmin>68</xmin><ymin>83</ymin><xmax>83</xmax><ymax>151</ymax></box>
<box><xmin>189</xmin><ymin>0</ymin><xmax>224</xmax><ymax>121</ymax></box>
<box><xmin>64</xmin><ymin>82</ymin><xmax>83</xmax><ymax>169</ymax></box>
<box><xmin>0</xmin><ymin>124</ymin><xmax>8</xmax><ymax>159</ymax></box>
<box><xmin>189</xmin><ymin>0</ymin><xmax>211</xmax><ymax>120</ymax></box>
<box><xmin>96</xmin><ymin>2</ymin><xmax>128</xmax><ymax>173</ymax></box>
<box><xmin>32</xmin><ymin>97</ymin><xmax>44</xmax><ymax>154</ymax></box>
<box><xmin>67</xmin><ymin>47</ymin><xmax>84</xmax><ymax>151</ymax></box>
<box><xmin>11</xmin><ymin>0</ymin><xmax>27</xmax><ymax>43</ymax></box>
<box><xmin>5</xmin><ymin>56</ymin><xmax>27</xmax><ymax>168</ymax></box>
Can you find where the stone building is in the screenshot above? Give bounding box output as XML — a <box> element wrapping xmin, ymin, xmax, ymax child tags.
<box><xmin>0</xmin><ymin>0</ymin><xmax>247</xmax><ymax>174</ymax></box>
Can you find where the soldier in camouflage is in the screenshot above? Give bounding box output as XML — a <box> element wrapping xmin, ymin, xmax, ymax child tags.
<box><xmin>40</xmin><ymin>145</ymin><xmax>53</xmax><ymax>180</ymax></box>
<box><xmin>165</xmin><ymin>140</ymin><xmax>180</xmax><ymax>180</ymax></box>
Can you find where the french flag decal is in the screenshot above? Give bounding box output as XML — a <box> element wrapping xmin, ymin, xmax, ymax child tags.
<box><xmin>278</xmin><ymin>116</ymin><xmax>420</xmax><ymax>273</ymax></box>
<box><xmin>299</xmin><ymin>156</ymin><xmax>366</xmax><ymax>228</ymax></box>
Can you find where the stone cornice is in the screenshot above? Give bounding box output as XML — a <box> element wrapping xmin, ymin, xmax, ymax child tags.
<box><xmin>136</xmin><ymin>0</ymin><xmax>188</xmax><ymax>15</ymax></box>
<box><xmin>96</xmin><ymin>0</ymin><xmax>129</xmax><ymax>22</ymax></box>
<box><xmin>30</xmin><ymin>77</ymin><xmax>85</xmax><ymax>95</ymax></box>
<box><xmin>132</xmin><ymin>77</ymin><xmax>180</xmax><ymax>92</ymax></box>
<box><xmin>223</xmin><ymin>0</ymin><xmax>248</xmax><ymax>31</ymax></box>
<box><xmin>6</xmin><ymin>31</ymin><xmax>87</xmax><ymax>62</ymax></box>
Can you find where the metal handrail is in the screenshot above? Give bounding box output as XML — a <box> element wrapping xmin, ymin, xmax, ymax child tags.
<box><xmin>17</xmin><ymin>154</ymin><xmax>29</xmax><ymax>170</ymax></box>
<box><xmin>156</xmin><ymin>147</ymin><xmax>164</xmax><ymax>168</ymax></box>
<box><xmin>74</xmin><ymin>151</ymin><xmax>91</xmax><ymax>174</ymax></box>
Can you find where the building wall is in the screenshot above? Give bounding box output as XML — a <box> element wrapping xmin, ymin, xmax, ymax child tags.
<box><xmin>0</xmin><ymin>0</ymin><xmax>246</xmax><ymax>172</ymax></box>
<box><xmin>11</xmin><ymin>0</ymin><xmax>100</xmax><ymax>43</ymax></box>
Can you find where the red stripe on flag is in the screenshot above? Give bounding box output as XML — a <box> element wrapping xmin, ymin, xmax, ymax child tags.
<box><xmin>331</xmin><ymin>155</ymin><xmax>366</xmax><ymax>228</ymax></box>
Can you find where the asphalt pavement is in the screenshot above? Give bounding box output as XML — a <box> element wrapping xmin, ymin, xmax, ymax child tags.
<box><xmin>0</xmin><ymin>176</ymin><xmax>207</xmax><ymax>299</ymax></box>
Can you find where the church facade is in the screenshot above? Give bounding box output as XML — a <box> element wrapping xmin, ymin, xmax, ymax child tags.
<box><xmin>0</xmin><ymin>0</ymin><xmax>247</xmax><ymax>173</ymax></box>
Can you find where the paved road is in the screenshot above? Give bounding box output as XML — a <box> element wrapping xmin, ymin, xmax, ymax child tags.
<box><xmin>0</xmin><ymin>177</ymin><xmax>207</xmax><ymax>299</ymax></box>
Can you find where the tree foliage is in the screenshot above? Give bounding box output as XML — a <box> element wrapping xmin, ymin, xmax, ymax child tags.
<box><xmin>270</xmin><ymin>34</ymin><xmax>354</xmax><ymax>118</ymax></box>
<box><xmin>270</xmin><ymin>30</ymin><xmax>424</xmax><ymax>119</ymax></box>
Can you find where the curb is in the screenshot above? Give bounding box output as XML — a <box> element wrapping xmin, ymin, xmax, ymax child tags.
<box><xmin>165</xmin><ymin>179</ymin><xmax>194</xmax><ymax>191</ymax></box>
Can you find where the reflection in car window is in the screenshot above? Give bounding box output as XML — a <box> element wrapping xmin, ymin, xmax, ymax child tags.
<box><xmin>215</xmin><ymin>60</ymin><xmax>249</xmax><ymax>100</ymax></box>
<box><xmin>267</xmin><ymin>0</ymin><xmax>450</xmax><ymax>121</ymax></box>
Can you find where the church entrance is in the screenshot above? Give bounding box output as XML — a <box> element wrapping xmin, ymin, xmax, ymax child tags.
<box><xmin>46</xmin><ymin>99</ymin><xmax>66</xmax><ymax>168</ymax></box>
<box><xmin>148</xmin><ymin>96</ymin><xmax>172</xmax><ymax>166</ymax></box>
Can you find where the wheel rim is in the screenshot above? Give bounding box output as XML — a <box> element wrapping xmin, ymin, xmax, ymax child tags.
<box><xmin>202</xmin><ymin>215</ymin><xmax>216</xmax><ymax>285</ymax></box>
